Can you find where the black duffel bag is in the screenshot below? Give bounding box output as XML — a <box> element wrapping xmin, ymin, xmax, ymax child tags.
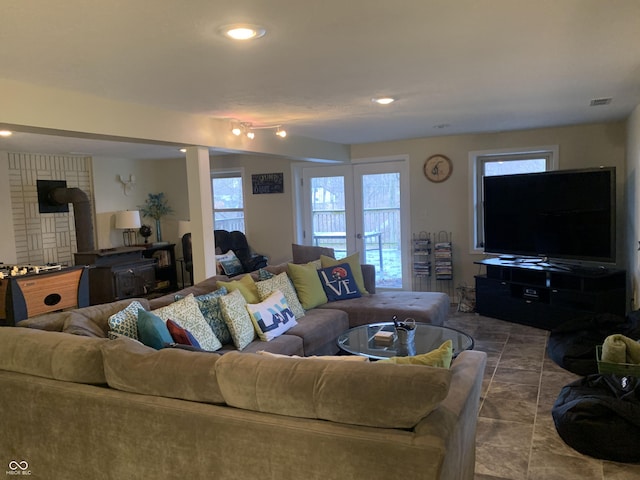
<box><xmin>552</xmin><ymin>374</ymin><xmax>640</xmax><ymax>463</ymax></box>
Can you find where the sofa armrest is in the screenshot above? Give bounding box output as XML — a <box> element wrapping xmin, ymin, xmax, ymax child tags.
<box><xmin>361</xmin><ymin>264</ymin><xmax>376</xmax><ymax>294</ymax></box>
<box><xmin>414</xmin><ymin>350</ymin><xmax>487</xmax><ymax>480</ymax></box>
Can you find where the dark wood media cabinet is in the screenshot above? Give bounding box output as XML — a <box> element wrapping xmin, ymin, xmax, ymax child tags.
<box><xmin>474</xmin><ymin>258</ymin><xmax>626</xmax><ymax>330</ymax></box>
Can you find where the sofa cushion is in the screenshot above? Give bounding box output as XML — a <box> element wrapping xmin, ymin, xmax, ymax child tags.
<box><xmin>320</xmin><ymin>253</ymin><xmax>369</xmax><ymax>295</ymax></box>
<box><xmin>255</xmin><ymin>271</ymin><xmax>305</xmax><ymax>319</ymax></box>
<box><xmin>246</xmin><ymin>290</ymin><xmax>298</xmax><ymax>342</ymax></box>
<box><xmin>63</xmin><ymin>298</ymin><xmax>151</xmax><ymax>338</ymax></box>
<box><xmin>220</xmin><ymin>334</ymin><xmax>304</xmax><ymax>356</ymax></box>
<box><xmin>285</xmin><ymin>308</ymin><xmax>349</xmax><ymax>356</ymax></box>
<box><xmin>101</xmin><ymin>337</ymin><xmax>225</xmax><ymax>404</ymax></box>
<box><xmin>318</xmin><ymin>291</ymin><xmax>450</xmax><ymax>327</ymax></box>
<box><xmin>218</xmin><ymin>289</ymin><xmax>257</xmax><ymax>350</ymax></box>
<box><xmin>291</xmin><ymin>243</ymin><xmax>335</xmax><ymax>263</ymax></box>
<box><xmin>287</xmin><ymin>262</ymin><xmax>328</xmax><ymax>309</ymax></box>
<box><xmin>0</xmin><ymin>328</ymin><xmax>107</xmax><ymax>384</ymax></box>
<box><xmin>216</xmin><ymin>351</ymin><xmax>451</xmax><ymax>428</ymax></box>
<box><xmin>151</xmin><ymin>294</ymin><xmax>222</xmax><ymax>351</ymax></box>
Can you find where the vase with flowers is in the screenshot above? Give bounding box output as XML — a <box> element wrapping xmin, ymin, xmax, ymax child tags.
<box><xmin>139</xmin><ymin>193</ymin><xmax>174</xmax><ymax>244</ymax></box>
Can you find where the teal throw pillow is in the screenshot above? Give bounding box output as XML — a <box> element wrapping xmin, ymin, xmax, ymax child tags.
<box><xmin>137</xmin><ymin>310</ymin><xmax>173</xmax><ymax>350</ymax></box>
<box><xmin>257</xmin><ymin>268</ymin><xmax>275</xmax><ymax>280</ymax></box>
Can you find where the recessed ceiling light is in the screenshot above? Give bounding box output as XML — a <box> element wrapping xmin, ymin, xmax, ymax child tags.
<box><xmin>371</xmin><ymin>97</ymin><xmax>396</xmax><ymax>105</ymax></box>
<box><xmin>0</xmin><ymin>130</ymin><xmax>13</xmax><ymax>137</ymax></box>
<box><xmin>221</xmin><ymin>24</ymin><xmax>266</xmax><ymax>41</ymax></box>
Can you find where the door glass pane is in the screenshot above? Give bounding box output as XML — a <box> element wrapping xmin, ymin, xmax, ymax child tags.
<box><xmin>362</xmin><ymin>173</ymin><xmax>401</xmax><ymax>289</ymax></box>
<box><xmin>484</xmin><ymin>159</ymin><xmax>546</xmax><ymax>176</ymax></box>
<box><xmin>311</xmin><ymin>176</ymin><xmax>346</xmax><ymax>255</ymax></box>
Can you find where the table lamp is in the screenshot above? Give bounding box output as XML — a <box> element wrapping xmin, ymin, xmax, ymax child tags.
<box><xmin>115</xmin><ymin>210</ymin><xmax>141</xmax><ymax>246</ymax></box>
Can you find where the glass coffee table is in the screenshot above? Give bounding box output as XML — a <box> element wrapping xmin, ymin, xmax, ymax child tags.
<box><xmin>337</xmin><ymin>322</ymin><xmax>474</xmax><ymax>360</ymax></box>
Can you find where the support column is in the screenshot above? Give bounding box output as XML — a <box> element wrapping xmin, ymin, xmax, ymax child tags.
<box><xmin>185</xmin><ymin>146</ymin><xmax>216</xmax><ymax>283</ymax></box>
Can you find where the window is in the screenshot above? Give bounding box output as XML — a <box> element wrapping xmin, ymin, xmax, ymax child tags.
<box><xmin>211</xmin><ymin>170</ymin><xmax>245</xmax><ymax>233</ymax></box>
<box><xmin>469</xmin><ymin>146</ymin><xmax>558</xmax><ymax>252</ymax></box>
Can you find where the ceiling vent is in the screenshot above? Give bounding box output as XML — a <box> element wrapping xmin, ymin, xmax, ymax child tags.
<box><xmin>590</xmin><ymin>98</ymin><xmax>612</xmax><ymax>107</ymax></box>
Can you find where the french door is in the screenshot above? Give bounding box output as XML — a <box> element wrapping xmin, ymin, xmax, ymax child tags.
<box><xmin>300</xmin><ymin>159</ymin><xmax>410</xmax><ymax>290</ymax></box>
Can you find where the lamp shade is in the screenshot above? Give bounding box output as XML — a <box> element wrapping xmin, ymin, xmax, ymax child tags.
<box><xmin>178</xmin><ymin>220</ymin><xmax>191</xmax><ymax>239</ymax></box>
<box><xmin>115</xmin><ymin>210</ymin><xmax>141</xmax><ymax>230</ymax></box>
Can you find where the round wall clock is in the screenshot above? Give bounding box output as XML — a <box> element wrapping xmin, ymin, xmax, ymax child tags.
<box><xmin>424</xmin><ymin>154</ymin><xmax>453</xmax><ymax>183</ymax></box>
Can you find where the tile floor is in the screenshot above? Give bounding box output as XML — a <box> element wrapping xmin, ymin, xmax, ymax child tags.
<box><xmin>445</xmin><ymin>311</ymin><xmax>640</xmax><ymax>480</ymax></box>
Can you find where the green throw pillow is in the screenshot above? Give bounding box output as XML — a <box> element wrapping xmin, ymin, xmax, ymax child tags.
<box><xmin>217</xmin><ymin>274</ymin><xmax>260</xmax><ymax>304</ymax></box>
<box><xmin>378</xmin><ymin>340</ymin><xmax>453</xmax><ymax>368</ymax></box>
<box><xmin>320</xmin><ymin>252</ymin><xmax>368</xmax><ymax>295</ymax></box>
<box><xmin>287</xmin><ymin>262</ymin><xmax>328</xmax><ymax>310</ymax></box>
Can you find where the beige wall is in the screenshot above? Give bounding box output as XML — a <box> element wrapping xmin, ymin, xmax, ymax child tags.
<box><xmin>352</xmin><ymin>122</ymin><xmax>627</xmax><ymax>290</ymax></box>
<box><xmin>625</xmin><ymin>105</ymin><xmax>640</xmax><ymax>309</ymax></box>
<box><xmin>91</xmin><ymin>156</ymin><xmax>189</xmax><ymax>250</ymax></box>
<box><xmin>211</xmin><ymin>154</ymin><xmax>298</xmax><ymax>266</ymax></box>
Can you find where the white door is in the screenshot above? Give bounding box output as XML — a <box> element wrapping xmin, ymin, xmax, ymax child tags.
<box><xmin>301</xmin><ymin>159</ymin><xmax>409</xmax><ymax>290</ymax></box>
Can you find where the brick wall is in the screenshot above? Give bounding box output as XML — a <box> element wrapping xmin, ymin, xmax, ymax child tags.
<box><xmin>8</xmin><ymin>153</ymin><xmax>93</xmax><ymax>265</ymax></box>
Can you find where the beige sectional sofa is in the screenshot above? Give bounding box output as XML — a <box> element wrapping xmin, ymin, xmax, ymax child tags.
<box><xmin>0</xmin><ymin>326</ymin><xmax>486</xmax><ymax>480</ymax></box>
<box><xmin>16</xmin><ymin>260</ymin><xmax>450</xmax><ymax>356</ymax></box>
<box><xmin>0</xmin><ymin>252</ymin><xmax>488</xmax><ymax>478</ymax></box>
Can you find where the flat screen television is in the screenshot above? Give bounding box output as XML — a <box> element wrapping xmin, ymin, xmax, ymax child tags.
<box><xmin>483</xmin><ymin>167</ymin><xmax>616</xmax><ymax>264</ymax></box>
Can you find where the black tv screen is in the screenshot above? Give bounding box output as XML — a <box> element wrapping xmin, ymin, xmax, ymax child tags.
<box><xmin>483</xmin><ymin>167</ymin><xmax>616</xmax><ymax>263</ymax></box>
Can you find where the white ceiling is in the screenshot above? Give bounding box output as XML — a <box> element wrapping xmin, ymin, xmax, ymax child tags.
<box><xmin>1</xmin><ymin>0</ymin><xmax>639</xmax><ymax>159</ymax></box>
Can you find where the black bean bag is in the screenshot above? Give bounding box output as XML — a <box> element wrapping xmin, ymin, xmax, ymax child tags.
<box><xmin>547</xmin><ymin>312</ymin><xmax>640</xmax><ymax>375</ymax></box>
<box><xmin>552</xmin><ymin>374</ymin><xmax>640</xmax><ymax>463</ymax></box>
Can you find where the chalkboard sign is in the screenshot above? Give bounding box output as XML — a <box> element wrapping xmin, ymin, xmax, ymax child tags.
<box><xmin>252</xmin><ymin>173</ymin><xmax>284</xmax><ymax>194</ymax></box>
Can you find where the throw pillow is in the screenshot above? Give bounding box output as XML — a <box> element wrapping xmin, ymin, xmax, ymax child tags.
<box><xmin>150</xmin><ymin>295</ymin><xmax>222</xmax><ymax>351</ymax></box>
<box><xmin>175</xmin><ymin>288</ymin><xmax>232</xmax><ymax>345</ymax></box>
<box><xmin>320</xmin><ymin>253</ymin><xmax>369</xmax><ymax>295</ymax></box>
<box><xmin>215</xmin><ymin>250</ymin><xmax>238</xmax><ymax>275</ymax></box>
<box><xmin>217</xmin><ymin>274</ymin><xmax>260</xmax><ymax>304</ymax></box>
<box><xmin>246</xmin><ymin>290</ymin><xmax>298</xmax><ymax>342</ymax></box>
<box><xmin>218</xmin><ymin>250</ymin><xmax>244</xmax><ymax>276</ymax></box>
<box><xmin>256</xmin><ymin>272</ymin><xmax>305</xmax><ymax>319</ymax></box>
<box><xmin>287</xmin><ymin>261</ymin><xmax>328</xmax><ymax>310</ymax></box>
<box><xmin>378</xmin><ymin>340</ymin><xmax>453</xmax><ymax>368</ymax></box>
<box><xmin>257</xmin><ymin>268</ymin><xmax>275</xmax><ymax>280</ymax></box>
<box><xmin>166</xmin><ymin>319</ymin><xmax>201</xmax><ymax>348</ymax></box>
<box><xmin>317</xmin><ymin>263</ymin><xmax>362</xmax><ymax>302</ymax></box>
<box><xmin>218</xmin><ymin>289</ymin><xmax>256</xmax><ymax>350</ymax></box>
<box><xmin>107</xmin><ymin>300</ymin><xmax>146</xmax><ymax>340</ymax></box>
<box><xmin>137</xmin><ymin>310</ymin><xmax>174</xmax><ymax>350</ymax></box>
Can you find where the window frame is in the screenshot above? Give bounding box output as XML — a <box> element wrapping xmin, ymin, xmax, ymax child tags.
<box><xmin>211</xmin><ymin>167</ymin><xmax>246</xmax><ymax>233</ymax></box>
<box><xmin>468</xmin><ymin>146</ymin><xmax>559</xmax><ymax>254</ymax></box>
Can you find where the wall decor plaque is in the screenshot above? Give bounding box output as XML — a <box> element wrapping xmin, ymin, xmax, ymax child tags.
<box><xmin>252</xmin><ymin>173</ymin><xmax>284</xmax><ymax>194</ymax></box>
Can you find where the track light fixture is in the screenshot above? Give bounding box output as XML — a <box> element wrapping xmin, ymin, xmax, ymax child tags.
<box><xmin>230</xmin><ymin>121</ymin><xmax>287</xmax><ymax>140</ymax></box>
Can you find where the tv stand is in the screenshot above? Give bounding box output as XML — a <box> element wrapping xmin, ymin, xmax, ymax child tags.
<box><xmin>474</xmin><ymin>258</ymin><xmax>626</xmax><ymax>330</ymax></box>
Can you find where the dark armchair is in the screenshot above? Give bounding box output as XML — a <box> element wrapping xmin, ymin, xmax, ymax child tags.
<box><xmin>181</xmin><ymin>230</ymin><xmax>268</xmax><ymax>284</ymax></box>
<box><xmin>214</xmin><ymin>229</ymin><xmax>268</xmax><ymax>273</ymax></box>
